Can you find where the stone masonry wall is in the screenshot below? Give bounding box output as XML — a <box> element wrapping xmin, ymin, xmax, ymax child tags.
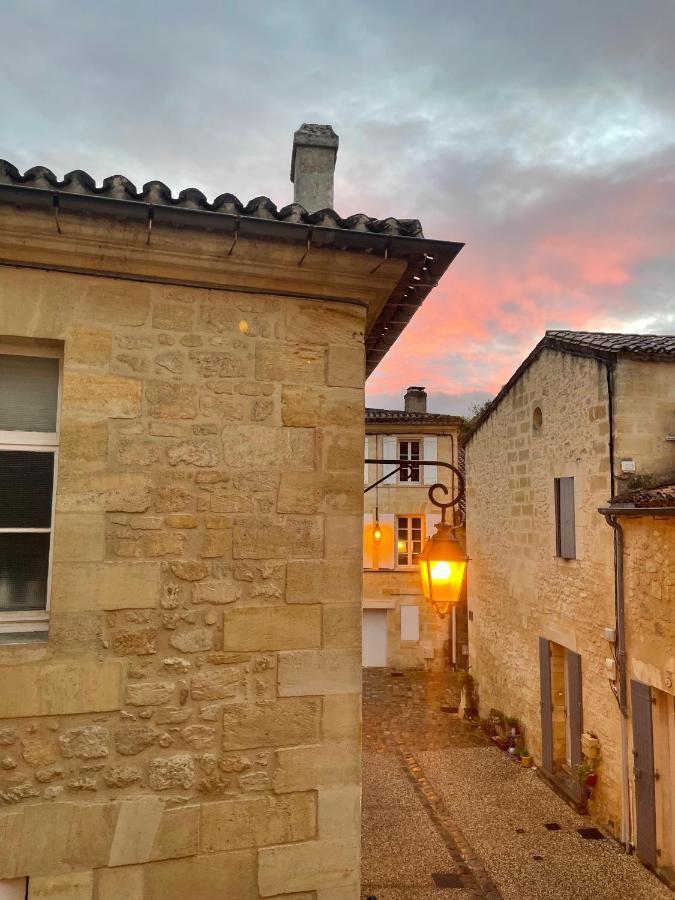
<box><xmin>0</xmin><ymin>264</ymin><xmax>364</xmax><ymax>899</ymax></box>
<box><xmin>613</xmin><ymin>359</ymin><xmax>675</xmax><ymax>479</ymax></box>
<box><xmin>465</xmin><ymin>349</ymin><xmax>623</xmax><ymax>833</ymax></box>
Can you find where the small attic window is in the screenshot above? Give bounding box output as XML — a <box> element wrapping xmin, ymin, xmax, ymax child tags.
<box><xmin>532</xmin><ymin>407</ymin><xmax>543</xmax><ymax>432</ymax></box>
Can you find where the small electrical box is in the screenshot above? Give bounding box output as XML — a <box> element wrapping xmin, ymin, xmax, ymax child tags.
<box><xmin>620</xmin><ymin>459</ymin><xmax>636</xmax><ymax>473</ymax></box>
<box><xmin>601</xmin><ymin>627</ymin><xmax>616</xmax><ymax>643</ymax></box>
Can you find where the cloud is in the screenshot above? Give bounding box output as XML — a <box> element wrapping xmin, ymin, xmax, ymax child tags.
<box><xmin>0</xmin><ymin>0</ymin><xmax>673</xmax><ymax>409</ymax></box>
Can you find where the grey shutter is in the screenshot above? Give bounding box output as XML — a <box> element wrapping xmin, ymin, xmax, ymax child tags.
<box><xmin>631</xmin><ymin>680</ymin><xmax>657</xmax><ymax>867</ymax></box>
<box><xmin>555</xmin><ymin>477</ymin><xmax>576</xmax><ymax>559</ymax></box>
<box><xmin>539</xmin><ymin>638</ymin><xmax>553</xmax><ymax>772</ymax></box>
<box><xmin>566</xmin><ymin>650</ymin><xmax>583</xmax><ymax>768</ymax></box>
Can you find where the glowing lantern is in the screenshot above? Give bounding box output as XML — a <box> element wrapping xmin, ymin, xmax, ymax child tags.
<box><xmin>372</xmin><ymin>520</ymin><xmax>382</xmax><ymax>545</ymax></box>
<box><xmin>418</xmin><ymin>519</ymin><xmax>467</xmax><ymax>618</ymax></box>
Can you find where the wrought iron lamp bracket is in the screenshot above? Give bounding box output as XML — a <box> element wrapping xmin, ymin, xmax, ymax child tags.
<box><xmin>364</xmin><ymin>459</ymin><xmax>465</xmax><ymax>525</ymax></box>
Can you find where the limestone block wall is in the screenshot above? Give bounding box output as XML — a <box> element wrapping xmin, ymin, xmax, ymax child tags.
<box><xmin>613</xmin><ymin>359</ymin><xmax>675</xmax><ymax>479</ymax></box>
<box><xmin>623</xmin><ymin>515</ymin><xmax>674</xmax><ymax>697</ymax></box>
<box><xmin>0</xmin><ymin>264</ymin><xmax>364</xmax><ymax>899</ymax></box>
<box><xmin>465</xmin><ymin>349</ymin><xmax>622</xmax><ymax>832</ymax></box>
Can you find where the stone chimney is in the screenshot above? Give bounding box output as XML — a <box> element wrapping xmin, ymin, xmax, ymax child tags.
<box><xmin>290</xmin><ymin>124</ymin><xmax>339</xmax><ymax>213</ymax></box>
<box><xmin>404</xmin><ymin>386</ymin><xmax>427</xmax><ymax>413</ymax></box>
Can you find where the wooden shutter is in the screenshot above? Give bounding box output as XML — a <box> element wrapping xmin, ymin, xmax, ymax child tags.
<box><xmin>423</xmin><ymin>436</ymin><xmax>438</xmax><ymax>485</ymax></box>
<box><xmin>378</xmin><ymin>513</ymin><xmax>396</xmax><ymax>569</ymax></box>
<box><xmin>383</xmin><ymin>436</ymin><xmax>397</xmax><ymax>480</ymax></box>
<box><xmin>555</xmin><ymin>477</ymin><xmax>576</xmax><ymax>559</ymax></box>
<box><xmin>363</xmin><ymin>512</ymin><xmax>373</xmax><ymax>569</ymax></box>
<box><xmin>566</xmin><ymin>650</ymin><xmax>583</xmax><ymax>768</ymax></box>
<box><xmin>539</xmin><ymin>637</ymin><xmax>553</xmax><ymax>772</ymax></box>
<box><xmin>631</xmin><ymin>680</ymin><xmax>657</xmax><ymax>867</ymax></box>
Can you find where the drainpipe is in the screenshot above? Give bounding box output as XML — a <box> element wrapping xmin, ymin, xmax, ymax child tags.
<box><xmin>602</xmin><ymin>358</ymin><xmax>630</xmax><ymax>850</ymax></box>
<box><xmin>602</xmin><ymin>513</ymin><xmax>630</xmax><ymax>851</ymax></box>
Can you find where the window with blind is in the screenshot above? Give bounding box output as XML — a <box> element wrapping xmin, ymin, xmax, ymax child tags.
<box><xmin>396</xmin><ymin>515</ymin><xmax>423</xmax><ymax>567</ymax></box>
<box><xmin>0</xmin><ymin>348</ymin><xmax>61</xmax><ymax>631</ymax></box>
<box><xmin>398</xmin><ymin>439</ymin><xmax>421</xmax><ymax>483</ymax></box>
<box><xmin>554</xmin><ymin>477</ymin><xmax>576</xmax><ymax>559</ymax></box>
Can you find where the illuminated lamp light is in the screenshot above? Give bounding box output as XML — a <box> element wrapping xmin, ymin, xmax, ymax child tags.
<box><xmin>418</xmin><ymin>519</ymin><xmax>467</xmax><ymax>618</ymax></box>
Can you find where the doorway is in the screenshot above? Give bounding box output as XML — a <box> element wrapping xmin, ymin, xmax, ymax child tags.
<box><xmin>539</xmin><ymin>638</ymin><xmax>582</xmax><ymax>799</ymax></box>
<box><xmin>362</xmin><ymin>609</ymin><xmax>388</xmax><ymax>667</ymax></box>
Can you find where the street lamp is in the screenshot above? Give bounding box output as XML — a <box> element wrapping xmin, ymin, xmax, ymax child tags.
<box><xmin>418</xmin><ymin>515</ymin><xmax>467</xmax><ymax>618</ymax></box>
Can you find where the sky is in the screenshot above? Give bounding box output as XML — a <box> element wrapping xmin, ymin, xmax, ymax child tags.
<box><xmin>2</xmin><ymin>0</ymin><xmax>674</xmax><ymax>415</ymax></box>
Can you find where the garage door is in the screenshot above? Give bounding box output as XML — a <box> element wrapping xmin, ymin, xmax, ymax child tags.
<box><xmin>362</xmin><ymin>609</ymin><xmax>388</xmax><ymax>667</ymax></box>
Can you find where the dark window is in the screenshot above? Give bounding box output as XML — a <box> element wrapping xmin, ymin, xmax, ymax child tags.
<box><xmin>0</xmin><ymin>352</ymin><xmax>60</xmax><ymax>615</ymax></box>
<box><xmin>399</xmin><ymin>440</ymin><xmax>421</xmax><ymax>483</ymax></box>
<box><xmin>554</xmin><ymin>477</ymin><xmax>576</xmax><ymax>559</ymax></box>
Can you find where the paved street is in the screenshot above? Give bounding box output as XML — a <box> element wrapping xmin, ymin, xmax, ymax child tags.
<box><xmin>361</xmin><ymin>669</ymin><xmax>671</xmax><ymax>900</ymax></box>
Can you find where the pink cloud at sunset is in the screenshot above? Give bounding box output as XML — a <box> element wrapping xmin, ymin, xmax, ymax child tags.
<box><xmin>1</xmin><ymin>0</ymin><xmax>673</xmax><ymax>418</ymax></box>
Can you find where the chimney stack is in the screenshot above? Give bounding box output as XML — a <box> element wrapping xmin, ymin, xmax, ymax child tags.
<box><xmin>291</xmin><ymin>124</ymin><xmax>339</xmax><ymax>213</ymax></box>
<box><xmin>404</xmin><ymin>386</ymin><xmax>427</xmax><ymax>413</ymax></box>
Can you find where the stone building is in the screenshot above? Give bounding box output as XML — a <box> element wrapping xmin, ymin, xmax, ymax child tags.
<box><xmin>463</xmin><ymin>331</ymin><xmax>675</xmax><ymax>852</ymax></box>
<box><xmin>0</xmin><ymin>125</ymin><xmax>462</xmax><ymax>899</ymax></box>
<box><xmin>599</xmin><ymin>483</ymin><xmax>675</xmax><ymax>882</ymax></box>
<box><xmin>362</xmin><ymin>387</ymin><xmax>466</xmax><ymax>670</ymax></box>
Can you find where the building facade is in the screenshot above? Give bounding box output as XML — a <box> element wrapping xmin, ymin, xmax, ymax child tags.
<box><xmin>602</xmin><ymin>484</ymin><xmax>675</xmax><ymax>882</ymax></box>
<box><xmin>0</xmin><ymin>127</ymin><xmax>462</xmax><ymax>899</ymax></box>
<box><xmin>464</xmin><ymin>331</ymin><xmax>675</xmax><ymax>851</ymax></box>
<box><xmin>362</xmin><ymin>387</ymin><xmax>466</xmax><ymax>671</ymax></box>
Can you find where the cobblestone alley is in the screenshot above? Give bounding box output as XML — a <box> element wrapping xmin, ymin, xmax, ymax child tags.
<box><xmin>361</xmin><ymin>669</ymin><xmax>671</xmax><ymax>900</ymax></box>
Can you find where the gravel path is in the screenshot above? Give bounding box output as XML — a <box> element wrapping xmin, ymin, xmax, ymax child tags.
<box><xmin>361</xmin><ymin>669</ymin><xmax>671</xmax><ymax>900</ymax></box>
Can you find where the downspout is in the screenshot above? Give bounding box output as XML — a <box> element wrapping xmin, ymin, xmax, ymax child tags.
<box><xmin>603</xmin><ymin>359</ymin><xmax>631</xmax><ymax>851</ymax></box>
<box><xmin>449</xmin><ymin>431</ymin><xmax>457</xmax><ymax>669</ymax></box>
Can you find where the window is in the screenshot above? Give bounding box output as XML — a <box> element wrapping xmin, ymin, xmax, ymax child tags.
<box><xmin>397</xmin><ymin>515</ymin><xmax>423</xmax><ymax>566</ymax></box>
<box><xmin>0</xmin><ymin>347</ymin><xmax>61</xmax><ymax>637</ymax></box>
<box><xmin>398</xmin><ymin>439</ymin><xmax>421</xmax><ymax>483</ymax></box>
<box><xmin>554</xmin><ymin>477</ymin><xmax>576</xmax><ymax>559</ymax></box>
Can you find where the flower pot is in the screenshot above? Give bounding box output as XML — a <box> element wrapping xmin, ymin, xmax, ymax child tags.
<box><xmin>520</xmin><ymin>755</ymin><xmax>533</xmax><ymax>768</ymax></box>
<box><xmin>581</xmin><ymin>733</ymin><xmax>600</xmax><ymax>759</ymax></box>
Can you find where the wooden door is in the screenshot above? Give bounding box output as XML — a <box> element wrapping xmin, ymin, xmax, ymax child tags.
<box><xmin>631</xmin><ymin>679</ymin><xmax>657</xmax><ymax>867</ymax></box>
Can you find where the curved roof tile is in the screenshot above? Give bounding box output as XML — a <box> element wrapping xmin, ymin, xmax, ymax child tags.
<box><xmin>0</xmin><ymin>160</ymin><xmax>424</xmax><ymax>238</ymax></box>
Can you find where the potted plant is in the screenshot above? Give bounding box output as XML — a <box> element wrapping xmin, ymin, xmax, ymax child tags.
<box><xmin>519</xmin><ymin>748</ymin><xmax>533</xmax><ymax>768</ymax></box>
<box><xmin>459</xmin><ymin>673</ymin><xmax>478</xmax><ymax>719</ymax></box>
<box><xmin>576</xmin><ymin>760</ymin><xmax>599</xmax><ymax>793</ymax></box>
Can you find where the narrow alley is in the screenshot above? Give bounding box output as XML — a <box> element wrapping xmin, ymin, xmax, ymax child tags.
<box><xmin>361</xmin><ymin>670</ymin><xmax>671</xmax><ymax>900</ymax></box>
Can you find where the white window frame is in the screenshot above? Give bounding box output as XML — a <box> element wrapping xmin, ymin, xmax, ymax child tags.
<box><xmin>0</xmin><ymin>344</ymin><xmax>62</xmax><ymax>636</ymax></box>
<box><xmin>396</xmin><ymin>514</ymin><xmax>424</xmax><ymax>568</ymax></box>
<box><xmin>397</xmin><ymin>437</ymin><xmax>422</xmax><ymax>484</ymax></box>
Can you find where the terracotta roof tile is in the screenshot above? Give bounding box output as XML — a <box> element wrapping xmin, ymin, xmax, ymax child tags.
<box><xmin>0</xmin><ymin>160</ymin><xmax>424</xmax><ymax>238</ymax></box>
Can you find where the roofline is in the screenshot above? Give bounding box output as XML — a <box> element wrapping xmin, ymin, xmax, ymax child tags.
<box><xmin>0</xmin><ymin>181</ymin><xmax>463</xmax><ymax>377</ymax></box>
<box><xmin>461</xmin><ymin>333</ymin><xmax>673</xmax><ymax>446</ymax></box>
<box><xmin>598</xmin><ymin>505</ymin><xmax>675</xmax><ymax>518</ymax></box>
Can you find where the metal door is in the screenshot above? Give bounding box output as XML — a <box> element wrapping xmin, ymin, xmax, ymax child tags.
<box><xmin>539</xmin><ymin>637</ymin><xmax>553</xmax><ymax>772</ymax></box>
<box><xmin>362</xmin><ymin>609</ymin><xmax>388</xmax><ymax>667</ymax></box>
<box><xmin>631</xmin><ymin>679</ymin><xmax>657</xmax><ymax>867</ymax></box>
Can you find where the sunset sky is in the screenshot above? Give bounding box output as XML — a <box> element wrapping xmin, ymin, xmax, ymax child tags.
<box><xmin>2</xmin><ymin>1</ymin><xmax>674</xmax><ymax>414</ymax></box>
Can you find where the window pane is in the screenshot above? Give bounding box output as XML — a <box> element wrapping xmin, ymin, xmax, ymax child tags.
<box><xmin>0</xmin><ymin>354</ymin><xmax>59</xmax><ymax>433</ymax></box>
<box><xmin>0</xmin><ymin>451</ymin><xmax>54</xmax><ymax>528</ymax></box>
<box><xmin>0</xmin><ymin>532</ymin><xmax>50</xmax><ymax>610</ymax></box>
